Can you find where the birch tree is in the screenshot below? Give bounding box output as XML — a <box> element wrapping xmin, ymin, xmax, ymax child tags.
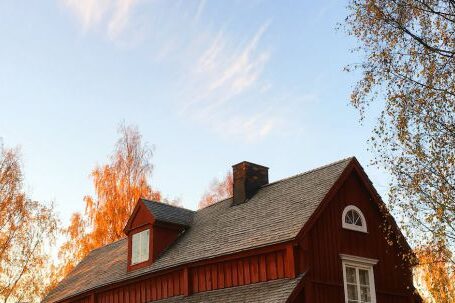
<box><xmin>55</xmin><ymin>124</ymin><xmax>161</xmax><ymax>280</ymax></box>
<box><xmin>0</xmin><ymin>144</ymin><xmax>58</xmax><ymax>303</ymax></box>
<box><xmin>344</xmin><ymin>1</ymin><xmax>454</xmax><ymax>300</ymax></box>
<box><xmin>198</xmin><ymin>172</ymin><xmax>233</xmax><ymax>209</ymax></box>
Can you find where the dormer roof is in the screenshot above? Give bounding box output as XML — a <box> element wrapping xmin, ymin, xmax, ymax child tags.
<box><xmin>123</xmin><ymin>199</ymin><xmax>195</xmax><ymax>235</ymax></box>
<box><xmin>142</xmin><ymin>199</ymin><xmax>195</xmax><ymax>226</ymax></box>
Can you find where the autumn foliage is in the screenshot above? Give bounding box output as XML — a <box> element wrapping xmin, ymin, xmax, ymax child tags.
<box><xmin>344</xmin><ymin>1</ymin><xmax>454</xmax><ymax>300</ymax></box>
<box><xmin>198</xmin><ymin>172</ymin><xmax>233</xmax><ymax>209</ymax></box>
<box><xmin>414</xmin><ymin>242</ymin><xmax>455</xmax><ymax>303</ymax></box>
<box><xmin>0</xmin><ymin>143</ymin><xmax>58</xmax><ymax>303</ymax></box>
<box><xmin>55</xmin><ymin>124</ymin><xmax>161</xmax><ymax>281</ymax></box>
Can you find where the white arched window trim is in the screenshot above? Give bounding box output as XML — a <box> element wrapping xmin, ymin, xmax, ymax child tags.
<box><xmin>342</xmin><ymin>205</ymin><xmax>368</xmax><ymax>233</ymax></box>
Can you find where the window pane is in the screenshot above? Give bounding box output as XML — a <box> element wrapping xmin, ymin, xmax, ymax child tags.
<box><xmin>140</xmin><ymin>230</ymin><xmax>149</xmax><ymax>262</ymax></box>
<box><xmin>360</xmin><ymin>286</ymin><xmax>371</xmax><ymax>302</ymax></box>
<box><xmin>132</xmin><ymin>230</ymin><xmax>149</xmax><ymax>264</ymax></box>
<box><xmin>346</xmin><ymin>267</ymin><xmax>357</xmax><ymax>283</ymax></box>
<box><xmin>132</xmin><ymin>233</ymin><xmax>140</xmax><ymax>264</ymax></box>
<box><xmin>359</xmin><ymin>269</ymin><xmax>369</xmax><ymax>286</ymax></box>
<box><xmin>344</xmin><ymin>264</ymin><xmax>374</xmax><ymax>303</ymax></box>
<box><xmin>353</xmin><ymin>213</ymin><xmax>362</xmax><ymax>226</ymax></box>
<box><xmin>345</xmin><ymin>209</ymin><xmax>363</xmax><ymax>227</ymax></box>
<box><xmin>345</xmin><ymin>210</ymin><xmax>354</xmax><ymax>224</ymax></box>
<box><xmin>347</xmin><ymin>284</ymin><xmax>358</xmax><ymax>300</ymax></box>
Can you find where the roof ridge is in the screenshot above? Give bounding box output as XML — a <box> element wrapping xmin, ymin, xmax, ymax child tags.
<box><xmin>88</xmin><ymin>237</ymin><xmax>127</xmax><ymax>254</ymax></box>
<box><xmin>198</xmin><ymin>157</ymin><xmax>354</xmax><ymax>208</ymax></box>
<box><xmin>262</xmin><ymin>156</ymin><xmax>354</xmax><ymax>188</ymax></box>
<box><xmin>196</xmin><ymin>196</ymin><xmax>233</xmax><ymax>211</ymax></box>
<box><xmin>142</xmin><ymin>199</ymin><xmax>196</xmax><ymax>213</ymax></box>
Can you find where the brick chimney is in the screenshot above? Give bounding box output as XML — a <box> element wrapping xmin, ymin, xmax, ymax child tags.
<box><xmin>232</xmin><ymin>161</ymin><xmax>269</xmax><ymax>206</ymax></box>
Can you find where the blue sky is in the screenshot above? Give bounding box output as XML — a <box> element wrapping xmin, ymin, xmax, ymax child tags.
<box><xmin>0</xmin><ymin>0</ymin><xmax>387</xmax><ymax>225</ymax></box>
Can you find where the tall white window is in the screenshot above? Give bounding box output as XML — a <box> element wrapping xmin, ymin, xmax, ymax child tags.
<box><xmin>132</xmin><ymin>229</ymin><xmax>150</xmax><ymax>265</ymax></box>
<box><xmin>341</xmin><ymin>255</ymin><xmax>378</xmax><ymax>303</ymax></box>
<box><xmin>342</xmin><ymin>205</ymin><xmax>367</xmax><ymax>233</ymax></box>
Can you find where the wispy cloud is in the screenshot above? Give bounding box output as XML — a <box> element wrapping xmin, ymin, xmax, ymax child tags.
<box><xmin>188</xmin><ymin>22</ymin><xmax>270</xmax><ymax>107</ymax></box>
<box><xmin>176</xmin><ymin>21</ymin><xmax>280</xmax><ymax>141</ymax></box>
<box><xmin>214</xmin><ymin>112</ymin><xmax>280</xmax><ymax>143</ymax></box>
<box><xmin>60</xmin><ymin>1</ymin><xmax>315</xmax><ymax>142</ymax></box>
<box><xmin>206</xmin><ymin>23</ymin><xmax>270</xmax><ymax>99</ymax></box>
<box><xmin>193</xmin><ymin>0</ymin><xmax>206</xmax><ymax>23</ymax></box>
<box><xmin>107</xmin><ymin>0</ymin><xmax>137</xmax><ymax>40</ymax></box>
<box><xmin>61</xmin><ymin>0</ymin><xmax>111</xmax><ymax>30</ymax></box>
<box><xmin>61</xmin><ymin>0</ymin><xmax>138</xmax><ymax>40</ymax></box>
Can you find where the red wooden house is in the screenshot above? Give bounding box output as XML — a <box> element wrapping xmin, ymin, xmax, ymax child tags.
<box><xmin>44</xmin><ymin>157</ymin><xmax>421</xmax><ymax>303</ymax></box>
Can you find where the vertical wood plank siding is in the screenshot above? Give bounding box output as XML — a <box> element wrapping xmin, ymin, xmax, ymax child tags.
<box><xmin>299</xmin><ymin>171</ymin><xmax>416</xmax><ymax>303</ymax></box>
<box><xmin>73</xmin><ymin>249</ymin><xmax>288</xmax><ymax>303</ymax></box>
<box><xmin>97</xmin><ymin>271</ymin><xmax>182</xmax><ymax>303</ymax></box>
<box><xmin>71</xmin><ymin>297</ymin><xmax>92</xmax><ymax>303</ymax></box>
<box><xmin>190</xmin><ymin>250</ymin><xmax>286</xmax><ymax>293</ymax></box>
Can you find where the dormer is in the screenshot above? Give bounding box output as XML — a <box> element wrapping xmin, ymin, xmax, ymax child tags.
<box><xmin>123</xmin><ymin>199</ymin><xmax>194</xmax><ymax>271</ymax></box>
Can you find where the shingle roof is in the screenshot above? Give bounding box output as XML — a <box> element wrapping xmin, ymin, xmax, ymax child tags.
<box><xmin>143</xmin><ymin>199</ymin><xmax>195</xmax><ymax>226</ymax></box>
<box><xmin>153</xmin><ymin>277</ymin><xmax>302</xmax><ymax>303</ymax></box>
<box><xmin>44</xmin><ymin>157</ymin><xmax>352</xmax><ymax>303</ymax></box>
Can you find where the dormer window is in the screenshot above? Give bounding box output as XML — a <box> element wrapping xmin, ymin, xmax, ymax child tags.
<box><xmin>124</xmin><ymin>199</ymin><xmax>195</xmax><ymax>271</ymax></box>
<box><xmin>131</xmin><ymin>229</ymin><xmax>150</xmax><ymax>265</ymax></box>
<box><xmin>342</xmin><ymin>205</ymin><xmax>367</xmax><ymax>233</ymax></box>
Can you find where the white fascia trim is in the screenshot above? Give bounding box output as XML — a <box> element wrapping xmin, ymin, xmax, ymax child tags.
<box><xmin>340</xmin><ymin>254</ymin><xmax>379</xmax><ymax>265</ymax></box>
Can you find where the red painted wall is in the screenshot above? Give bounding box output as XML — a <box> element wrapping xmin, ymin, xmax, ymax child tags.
<box><xmin>129</xmin><ymin>203</ymin><xmax>154</xmax><ymax>230</ymax></box>
<box><xmin>96</xmin><ymin>270</ymin><xmax>183</xmax><ymax>303</ymax></box>
<box><xmin>152</xmin><ymin>224</ymin><xmax>183</xmax><ymax>261</ymax></box>
<box><xmin>63</xmin><ymin>245</ymin><xmax>293</xmax><ymax>303</ymax></box>
<box><xmin>297</xmin><ymin>171</ymin><xmax>416</xmax><ymax>303</ymax></box>
<box><xmin>70</xmin><ymin>296</ymin><xmax>91</xmax><ymax>303</ymax></box>
<box><xmin>190</xmin><ymin>249</ymin><xmax>287</xmax><ymax>293</ymax></box>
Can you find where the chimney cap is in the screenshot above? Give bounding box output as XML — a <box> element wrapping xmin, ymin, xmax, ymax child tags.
<box><xmin>232</xmin><ymin>161</ymin><xmax>269</xmax><ymax>170</ymax></box>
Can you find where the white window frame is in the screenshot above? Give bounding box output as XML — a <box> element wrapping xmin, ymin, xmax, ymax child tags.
<box><xmin>342</xmin><ymin>205</ymin><xmax>368</xmax><ymax>233</ymax></box>
<box><xmin>340</xmin><ymin>254</ymin><xmax>378</xmax><ymax>303</ymax></box>
<box><xmin>131</xmin><ymin>229</ymin><xmax>150</xmax><ymax>265</ymax></box>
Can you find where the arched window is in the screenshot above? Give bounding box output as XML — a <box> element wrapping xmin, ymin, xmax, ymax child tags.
<box><xmin>342</xmin><ymin>205</ymin><xmax>367</xmax><ymax>233</ymax></box>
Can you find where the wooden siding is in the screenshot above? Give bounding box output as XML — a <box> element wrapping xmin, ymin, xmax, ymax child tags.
<box><xmin>299</xmin><ymin>170</ymin><xmax>416</xmax><ymax>303</ymax></box>
<box><xmin>70</xmin><ymin>296</ymin><xmax>92</xmax><ymax>303</ymax></box>
<box><xmin>68</xmin><ymin>247</ymin><xmax>291</xmax><ymax>303</ymax></box>
<box><xmin>190</xmin><ymin>249</ymin><xmax>286</xmax><ymax>293</ymax></box>
<box><xmin>97</xmin><ymin>271</ymin><xmax>183</xmax><ymax>303</ymax></box>
<box><xmin>152</xmin><ymin>224</ymin><xmax>183</xmax><ymax>261</ymax></box>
